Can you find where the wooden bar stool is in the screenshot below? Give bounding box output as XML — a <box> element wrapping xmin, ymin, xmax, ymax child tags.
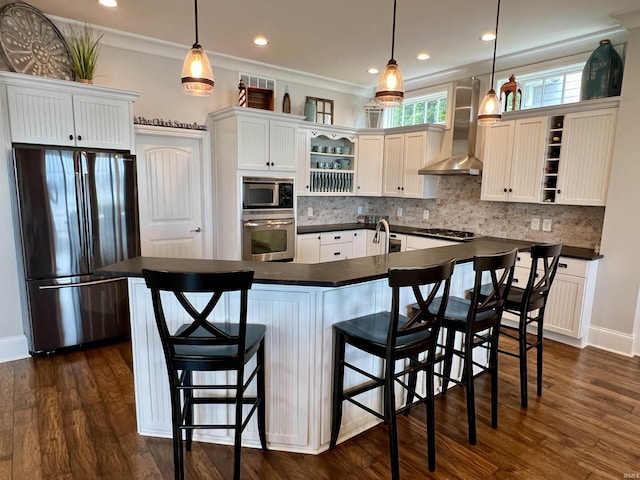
<box><xmin>330</xmin><ymin>260</ymin><xmax>455</xmax><ymax>478</ymax></box>
<box><xmin>430</xmin><ymin>249</ymin><xmax>517</xmax><ymax>445</ymax></box>
<box><xmin>483</xmin><ymin>243</ymin><xmax>562</xmax><ymax>407</ymax></box>
<box><xmin>142</xmin><ymin>269</ymin><xmax>266</xmax><ymax>480</ymax></box>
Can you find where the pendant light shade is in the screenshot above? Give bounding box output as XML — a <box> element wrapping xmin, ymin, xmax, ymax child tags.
<box><xmin>182</xmin><ymin>0</ymin><xmax>214</xmax><ymax>96</ymax></box>
<box><xmin>478</xmin><ymin>0</ymin><xmax>502</xmax><ymax>125</ymax></box>
<box><xmin>375</xmin><ymin>0</ymin><xmax>404</xmax><ymax>107</ymax></box>
<box><xmin>478</xmin><ymin>89</ymin><xmax>501</xmax><ymax>125</ymax></box>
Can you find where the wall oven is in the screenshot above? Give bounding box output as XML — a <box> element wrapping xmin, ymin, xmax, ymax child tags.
<box><xmin>242</xmin><ymin>177</ymin><xmax>295</xmax><ymax>262</ymax></box>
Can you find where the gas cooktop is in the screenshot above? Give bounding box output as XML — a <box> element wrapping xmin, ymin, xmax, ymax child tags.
<box><xmin>410</xmin><ymin>228</ymin><xmax>476</xmax><ymax>241</ymax></box>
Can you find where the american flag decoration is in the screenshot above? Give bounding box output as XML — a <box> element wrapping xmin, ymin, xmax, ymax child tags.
<box><xmin>238</xmin><ymin>79</ymin><xmax>247</xmax><ymax>107</ymax></box>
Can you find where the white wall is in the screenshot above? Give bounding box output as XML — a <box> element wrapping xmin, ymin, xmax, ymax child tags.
<box><xmin>0</xmin><ymin>87</ymin><xmax>29</xmax><ymax>361</ymax></box>
<box><xmin>590</xmin><ymin>16</ymin><xmax>640</xmax><ymax>355</ymax></box>
<box><xmin>92</xmin><ymin>31</ymin><xmax>370</xmax><ymax>127</ymax></box>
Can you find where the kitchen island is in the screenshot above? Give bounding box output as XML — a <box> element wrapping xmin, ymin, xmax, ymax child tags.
<box><xmin>98</xmin><ymin>239</ymin><xmax>529</xmax><ymax>454</ymax></box>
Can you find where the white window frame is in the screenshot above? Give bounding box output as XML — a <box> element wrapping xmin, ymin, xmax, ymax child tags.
<box><xmin>496</xmin><ymin>63</ymin><xmax>585</xmax><ymax>110</ymax></box>
<box><xmin>384</xmin><ymin>83</ymin><xmax>453</xmax><ymax>129</ymax></box>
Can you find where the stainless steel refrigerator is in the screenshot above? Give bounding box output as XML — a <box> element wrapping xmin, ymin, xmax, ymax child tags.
<box><xmin>13</xmin><ymin>145</ymin><xmax>140</xmax><ymax>354</ymax></box>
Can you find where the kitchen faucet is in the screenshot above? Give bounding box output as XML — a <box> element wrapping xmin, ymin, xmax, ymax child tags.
<box><xmin>373</xmin><ymin>218</ymin><xmax>390</xmax><ymax>253</ymax></box>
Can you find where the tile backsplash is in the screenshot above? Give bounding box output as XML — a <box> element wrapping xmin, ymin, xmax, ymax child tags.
<box><xmin>297</xmin><ymin>176</ymin><xmax>604</xmax><ymax>249</ymax></box>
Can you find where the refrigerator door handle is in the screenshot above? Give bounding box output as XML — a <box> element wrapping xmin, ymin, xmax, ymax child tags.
<box><xmin>79</xmin><ymin>151</ymin><xmax>94</xmax><ymax>271</ymax></box>
<box><xmin>74</xmin><ymin>152</ymin><xmax>90</xmax><ymax>269</ymax></box>
<box><xmin>38</xmin><ymin>277</ymin><xmax>126</xmax><ymax>290</ymax></box>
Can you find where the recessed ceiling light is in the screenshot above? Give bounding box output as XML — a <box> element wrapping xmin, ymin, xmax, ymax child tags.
<box><xmin>368</xmin><ymin>68</ymin><xmax>379</xmax><ymax>74</ymax></box>
<box><xmin>254</xmin><ymin>36</ymin><xmax>268</xmax><ymax>46</ymax></box>
<box><xmin>417</xmin><ymin>53</ymin><xmax>430</xmax><ymax>60</ymax></box>
<box><xmin>99</xmin><ymin>0</ymin><xmax>118</xmax><ymax>7</ymax></box>
<box><xmin>481</xmin><ymin>32</ymin><xmax>496</xmax><ymax>42</ymax></box>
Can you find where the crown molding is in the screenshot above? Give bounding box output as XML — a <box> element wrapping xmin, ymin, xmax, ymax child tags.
<box><xmin>49</xmin><ymin>15</ymin><xmax>371</xmax><ymax>98</ymax></box>
<box><xmin>405</xmin><ymin>25</ymin><xmax>628</xmax><ymax>91</ymax></box>
<box><xmin>611</xmin><ymin>7</ymin><xmax>640</xmax><ymax>30</ymax></box>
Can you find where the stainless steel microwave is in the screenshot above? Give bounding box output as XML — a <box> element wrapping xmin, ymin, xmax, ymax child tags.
<box><xmin>242</xmin><ymin>176</ymin><xmax>294</xmax><ymax>210</ymax></box>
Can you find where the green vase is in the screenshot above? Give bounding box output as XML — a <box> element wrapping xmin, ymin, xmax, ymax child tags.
<box><xmin>304</xmin><ymin>99</ymin><xmax>316</xmax><ymax>122</ymax></box>
<box><xmin>581</xmin><ymin>39</ymin><xmax>624</xmax><ymax>100</ymax></box>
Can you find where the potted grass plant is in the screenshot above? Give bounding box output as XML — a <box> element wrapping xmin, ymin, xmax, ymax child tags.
<box><xmin>66</xmin><ymin>24</ymin><xmax>103</xmax><ymax>83</ymax></box>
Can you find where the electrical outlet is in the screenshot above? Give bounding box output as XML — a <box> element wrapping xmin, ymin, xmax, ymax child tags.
<box><xmin>397</xmin><ymin>207</ymin><xmax>403</xmax><ymax>217</ymax></box>
<box><xmin>307</xmin><ymin>207</ymin><xmax>313</xmax><ymax>217</ymax></box>
<box><xmin>531</xmin><ymin>218</ymin><xmax>540</xmax><ymax>230</ymax></box>
<box><xmin>542</xmin><ymin>218</ymin><xmax>552</xmax><ymax>232</ymax></box>
<box><xmin>423</xmin><ymin>209</ymin><xmax>430</xmax><ymax>220</ymax></box>
<box><xmin>357</xmin><ymin>205</ymin><xmax>363</xmax><ymax>214</ymax></box>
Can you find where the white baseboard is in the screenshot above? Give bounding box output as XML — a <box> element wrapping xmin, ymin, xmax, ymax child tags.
<box><xmin>0</xmin><ymin>335</ymin><xmax>29</xmax><ymax>363</ymax></box>
<box><xmin>587</xmin><ymin>326</ymin><xmax>635</xmax><ymax>357</ymax></box>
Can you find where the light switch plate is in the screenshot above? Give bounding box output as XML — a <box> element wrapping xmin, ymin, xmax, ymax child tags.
<box><xmin>542</xmin><ymin>218</ymin><xmax>552</xmax><ymax>231</ymax></box>
<box><xmin>307</xmin><ymin>207</ymin><xmax>313</xmax><ymax>217</ymax></box>
<box><xmin>397</xmin><ymin>207</ymin><xmax>403</xmax><ymax>217</ymax></box>
<box><xmin>423</xmin><ymin>209</ymin><xmax>430</xmax><ymax>220</ymax></box>
<box><xmin>357</xmin><ymin>205</ymin><xmax>363</xmax><ymax>214</ymax></box>
<box><xmin>531</xmin><ymin>218</ymin><xmax>540</xmax><ymax>230</ymax></box>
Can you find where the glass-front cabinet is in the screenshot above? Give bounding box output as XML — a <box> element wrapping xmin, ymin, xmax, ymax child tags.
<box><xmin>298</xmin><ymin>125</ymin><xmax>357</xmax><ymax>196</ymax></box>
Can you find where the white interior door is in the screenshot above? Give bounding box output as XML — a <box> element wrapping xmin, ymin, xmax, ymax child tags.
<box><xmin>135</xmin><ymin>128</ymin><xmax>211</xmax><ymax>259</ymax></box>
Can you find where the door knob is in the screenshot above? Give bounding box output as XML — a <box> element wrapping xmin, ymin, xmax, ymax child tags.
<box><xmin>190</xmin><ymin>227</ymin><xmax>201</xmax><ymax>233</ymax></box>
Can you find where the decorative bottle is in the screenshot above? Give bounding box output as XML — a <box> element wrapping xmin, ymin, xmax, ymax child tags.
<box><xmin>581</xmin><ymin>39</ymin><xmax>624</xmax><ymax>100</ymax></box>
<box><xmin>304</xmin><ymin>98</ymin><xmax>316</xmax><ymax>122</ymax></box>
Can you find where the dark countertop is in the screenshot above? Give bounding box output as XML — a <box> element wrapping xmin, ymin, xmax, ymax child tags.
<box><xmin>297</xmin><ymin>223</ymin><xmax>602</xmax><ymax>261</ymax></box>
<box><xmin>97</xmin><ymin>238</ymin><xmax>530</xmax><ymax>288</ymax></box>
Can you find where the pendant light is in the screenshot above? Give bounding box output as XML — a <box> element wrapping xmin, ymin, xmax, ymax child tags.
<box><xmin>181</xmin><ymin>0</ymin><xmax>214</xmax><ymax>96</ymax></box>
<box><xmin>375</xmin><ymin>0</ymin><xmax>404</xmax><ymax>107</ymax></box>
<box><xmin>478</xmin><ymin>0</ymin><xmax>502</xmax><ymax>125</ymax></box>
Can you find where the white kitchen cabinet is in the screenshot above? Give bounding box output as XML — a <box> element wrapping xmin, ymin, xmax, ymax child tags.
<box><xmin>405</xmin><ymin>235</ymin><xmax>457</xmax><ymax>250</ymax></box>
<box><xmin>355</xmin><ymin>133</ymin><xmax>384</xmax><ymax>196</ymax></box>
<box><xmin>295</xmin><ymin>233</ymin><xmax>321</xmax><ymax>263</ymax></box>
<box><xmin>297</xmin><ymin>229</ymin><xmax>366</xmax><ymax>263</ymax></box>
<box><xmin>505</xmin><ymin>252</ymin><xmax>598</xmax><ymax>343</ymax></box>
<box><xmin>236</xmin><ymin>114</ymin><xmax>299</xmax><ymax>171</ymax></box>
<box><xmin>351</xmin><ymin>229</ymin><xmax>367</xmax><ymax>258</ymax></box>
<box><xmin>480</xmin><ymin>116</ymin><xmax>547</xmax><ymax>203</ymax></box>
<box><xmin>210</xmin><ymin>107</ymin><xmax>303</xmax><ymax>174</ymax></box>
<box><xmin>4</xmin><ymin>76</ymin><xmax>138</xmax><ymax>150</ymax></box>
<box><xmin>554</xmin><ymin>108</ymin><xmax>617</xmax><ymax>206</ymax></box>
<box><xmin>296</xmin><ymin>128</ymin><xmax>311</xmax><ymax>195</ymax></box>
<box><xmin>319</xmin><ymin>231</ymin><xmax>353</xmax><ymax>262</ymax></box>
<box><xmin>366</xmin><ymin>229</ymin><xmax>385</xmax><ymax>256</ymax></box>
<box><xmin>382</xmin><ymin>127</ymin><xmax>442</xmax><ymax>199</ymax></box>
<box><xmin>482</xmin><ymin>100</ymin><xmax>619</xmax><ymax>206</ymax></box>
<box><xmin>300</xmin><ymin>126</ymin><xmax>358</xmax><ymax>196</ymax></box>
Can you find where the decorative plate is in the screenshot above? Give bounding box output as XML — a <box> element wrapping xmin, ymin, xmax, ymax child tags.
<box><xmin>0</xmin><ymin>2</ymin><xmax>74</xmax><ymax>80</ymax></box>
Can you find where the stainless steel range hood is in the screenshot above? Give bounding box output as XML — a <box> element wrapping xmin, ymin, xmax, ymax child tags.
<box><xmin>418</xmin><ymin>77</ymin><xmax>482</xmax><ymax>176</ymax></box>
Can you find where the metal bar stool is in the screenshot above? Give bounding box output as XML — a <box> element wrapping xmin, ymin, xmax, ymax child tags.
<box><xmin>330</xmin><ymin>260</ymin><xmax>455</xmax><ymax>479</ymax></box>
<box><xmin>142</xmin><ymin>268</ymin><xmax>267</xmax><ymax>480</ymax></box>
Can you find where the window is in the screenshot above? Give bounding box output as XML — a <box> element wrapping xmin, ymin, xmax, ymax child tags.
<box><xmin>306</xmin><ymin>96</ymin><xmax>334</xmax><ymax>125</ymax></box>
<box><xmin>497</xmin><ymin>64</ymin><xmax>584</xmax><ymax>110</ymax></box>
<box><xmin>240</xmin><ymin>73</ymin><xmax>275</xmax><ymax>91</ymax></box>
<box><xmin>385</xmin><ymin>90</ymin><xmax>448</xmax><ymax>128</ymax></box>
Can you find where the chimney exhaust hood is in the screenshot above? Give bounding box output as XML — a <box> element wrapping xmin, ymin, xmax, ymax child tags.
<box><xmin>418</xmin><ymin>77</ymin><xmax>483</xmax><ymax>176</ymax></box>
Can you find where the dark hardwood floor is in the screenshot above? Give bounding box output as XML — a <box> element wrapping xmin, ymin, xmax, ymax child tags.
<box><xmin>1</xmin><ymin>337</ymin><xmax>639</xmax><ymax>479</ymax></box>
